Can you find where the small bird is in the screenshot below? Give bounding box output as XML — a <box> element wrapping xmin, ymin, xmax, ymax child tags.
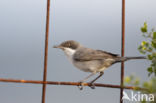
<box><xmin>54</xmin><ymin>40</ymin><xmax>146</xmax><ymax>90</ymax></box>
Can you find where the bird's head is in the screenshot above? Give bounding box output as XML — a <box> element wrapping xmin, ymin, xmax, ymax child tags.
<box><xmin>53</xmin><ymin>40</ymin><xmax>80</xmax><ymax>50</ymax></box>
<box><xmin>54</xmin><ymin>40</ymin><xmax>81</xmax><ymax>57</ymax></box>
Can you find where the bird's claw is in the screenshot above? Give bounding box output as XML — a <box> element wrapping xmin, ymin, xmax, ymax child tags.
<box><xmin>77</xmin><ymin>81</ymin><xmax>95</xmax><ymax>90</ymax></box>
<box><xmin>77</xmin><ymin>82</ymin><xmax>84</xmax><ymax>90</ymax></box>
<box><xmin>89</xmin><ymin>83</ymin><xmax>95</xmax><ymax>89</ymax></box>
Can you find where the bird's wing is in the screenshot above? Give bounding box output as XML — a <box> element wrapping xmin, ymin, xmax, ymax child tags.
<box><xmin>73</xmin><ymin>48</ymin><xmax>119</xmax><ymax>61</ymax></box>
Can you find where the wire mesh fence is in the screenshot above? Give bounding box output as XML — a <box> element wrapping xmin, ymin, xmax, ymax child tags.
<box><xmin>0</xmin><ymin>0</ymin><xmax>145</xmax><ymax>103</ymax></box>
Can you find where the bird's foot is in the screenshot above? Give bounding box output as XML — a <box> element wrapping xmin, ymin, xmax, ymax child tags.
<box><xmin>89</xmin><ymin>83</ymin><xmax>95</xmax><ymax>89</ymax></box>
<box><xmin>77</xmin><ymin>82</ymin><xmax>84</xmax><ymax>90</ymax></box>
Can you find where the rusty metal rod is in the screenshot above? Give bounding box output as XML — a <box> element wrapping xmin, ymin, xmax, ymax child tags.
<box><xmin>42</xmin><ymin>0</ymin><xmax>51</xmax><ymax>103</ymax></box>
<box><xmin>120</xmin><ymin>0</ymin><xmax>126</xmax><ymax>103</ymax></box>
<box><xmin>0</xmin><ymin>78</ymin><xmax>146</xmax><ymax>91</ymax></box>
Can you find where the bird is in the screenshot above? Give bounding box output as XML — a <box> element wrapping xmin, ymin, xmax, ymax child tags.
<box><xmin>53</xmin><ymin>40</ymin><xmax>146</xmax><ymax>90</ymax></box>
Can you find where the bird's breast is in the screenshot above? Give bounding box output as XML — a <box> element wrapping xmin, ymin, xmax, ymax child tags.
<box><xmin>72</xmin><ymin>60</ymin><xmax>102</xmax><ymax>72</ymax></box>
<box><xmin>63</xmin><ymin>48</ymin><xmax>76</xmax><ymax>62</ymax></box>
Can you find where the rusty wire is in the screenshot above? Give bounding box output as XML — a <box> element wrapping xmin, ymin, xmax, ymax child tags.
<box><xmin>120</xmin><ymin>0</ymin><xmax>126</xmax><ymax>103</ymax></box>
<box><xmin>42</xmin><ymin>0</ymin><xmax>51</xmax><ymax>103</ymax></box>
<box><xmin>0</xmin><ymin>0</ymin><xmax>141</xmax><ymax>103</ymax></box>
<box><xmin>0</xmin><ymin>78</ymin><xmax>147</xmax><ymax>91</ymax></box>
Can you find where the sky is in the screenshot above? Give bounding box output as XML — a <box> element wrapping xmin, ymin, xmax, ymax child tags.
<box><xmin>0</xmin><ymin>0</ymin><xmax>156</xmax><ymax>103</ymax></box>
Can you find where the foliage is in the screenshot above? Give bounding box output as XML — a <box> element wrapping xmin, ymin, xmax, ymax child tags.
<box><xmin>124</xmin><ymin>75</ymin><xmax>156</xmax><ymax>93</ymax></box>
<box><xmin>124</xmin><ymin>75</ymin><xmax>156</xmax><ymax>103</ymax></box>
<box><xmin>138</xmin><ymin>22</ymin><xmax>156</xmax><ymax>76</ymax></box>
<box><xmin>124</xmin><ymin>23</ymin><xmax>156</xmax><ymax>103</ymax></box>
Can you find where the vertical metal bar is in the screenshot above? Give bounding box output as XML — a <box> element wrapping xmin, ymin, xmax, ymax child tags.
<box><xmin>120</xmin><ymin>0</ymin><xmax>125</xmax><ymax>103</ymax></box>
<box><xmin>41</xmin><ymin>0</ymin><xmax>51</xmax><ymax>103</ymax></box>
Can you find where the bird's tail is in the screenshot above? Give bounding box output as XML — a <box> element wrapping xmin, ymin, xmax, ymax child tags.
<box><xmin>115</xmin><ymin>56</ymin><xmax>146</xmax><ymax>62</ymax></box>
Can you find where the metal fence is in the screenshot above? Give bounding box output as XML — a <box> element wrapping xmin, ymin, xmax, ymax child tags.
<box><xmin>0</xmin><ymin>0</ymin><xmax>145</xmax><ymax>103</ymax></box>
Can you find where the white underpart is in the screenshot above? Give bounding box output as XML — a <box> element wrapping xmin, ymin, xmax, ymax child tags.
<box><xmin>63</xmin><ymin>48</ymin><xmax>94</xmax><ymax>72</ymax></box>
<box><xmin>63</xmin><ymin>48</ymin><xmax>76</xmax><ymax>62</ymax></box>
<box><xmin>63</xmin><ymin>47</ymin><xmax>115</xmax><ymax>73</ymax></box>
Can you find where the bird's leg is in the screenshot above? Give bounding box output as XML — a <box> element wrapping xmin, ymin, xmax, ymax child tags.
<box><xmin>89</xmin><ymin>71</ymin><xmax>104</xmax><ymax>89</ymax></box>
<box><xmin>77</xmin><ymin>72</ymin><xmax>96</xmax><ymax>90</ymax></box>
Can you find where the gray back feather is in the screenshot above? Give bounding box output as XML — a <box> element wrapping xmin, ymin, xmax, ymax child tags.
<box><xmin>73</xmin><ymin>48</ymin><xmax>119</xmax><ymax>61</ymax></box>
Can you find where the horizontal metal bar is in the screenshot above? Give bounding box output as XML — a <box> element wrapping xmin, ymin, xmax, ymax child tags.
<box><xmin>0</xmin><ymin>78</ymin><xmax>146</xmax><ymax>90</ymax></box>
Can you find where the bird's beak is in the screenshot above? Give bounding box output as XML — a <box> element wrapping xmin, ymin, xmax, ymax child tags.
<box><xmin>53</xmin><ymin>45</ymin><xmax>63</xmax><ymax>49</ymax></box>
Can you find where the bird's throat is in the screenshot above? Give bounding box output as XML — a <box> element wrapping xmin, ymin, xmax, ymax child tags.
<box><xmin>63</xmin><ymin>48</ymin><xmax>76</xmax><ymax>61</ymax></box>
